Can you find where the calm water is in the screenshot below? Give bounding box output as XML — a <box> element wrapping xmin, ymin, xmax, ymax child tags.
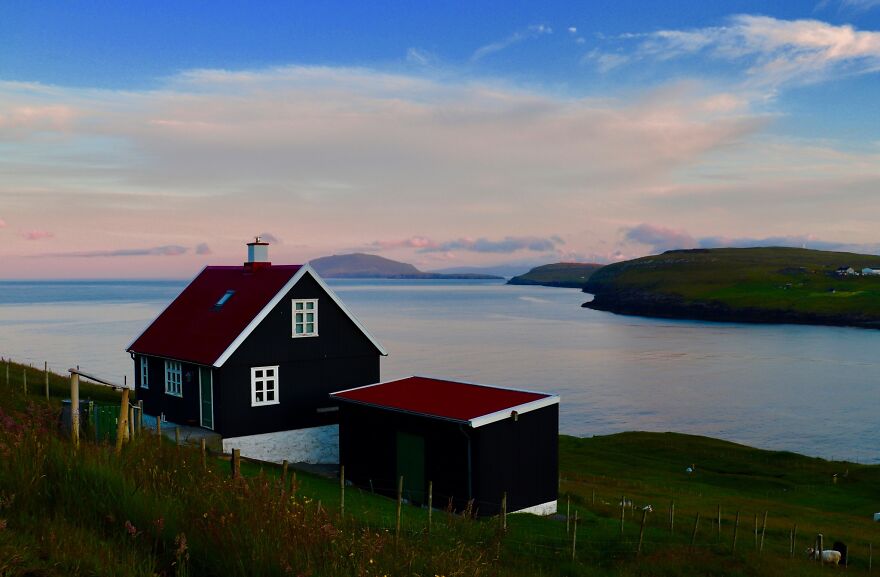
<box><xmin>0</xmin><ymin>278</ymin><xmax>878</xmax><ymax>463</ymax></box>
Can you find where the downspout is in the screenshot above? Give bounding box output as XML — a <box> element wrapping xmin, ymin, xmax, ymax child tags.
<box><xmin>458</xmin><ymin>424</ymin><xmax>473</xmax><ymax>501</ymax></box>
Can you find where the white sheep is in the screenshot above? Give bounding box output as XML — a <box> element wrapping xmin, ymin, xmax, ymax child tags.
<box><xmin>806</xmin><ymin>547</ymin><xmax>842</xmax><ymax>565</ymax></box>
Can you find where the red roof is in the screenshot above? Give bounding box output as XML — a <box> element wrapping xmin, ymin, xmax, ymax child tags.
<box><xmin>331</xmin><ymin>376</ymin><xmax>556</xmax><ymax>425</ymax></box>
<box><xmin>128</xmin><ymin>265</ymin><xmax>302</xmax><ymax>366</ymax></box>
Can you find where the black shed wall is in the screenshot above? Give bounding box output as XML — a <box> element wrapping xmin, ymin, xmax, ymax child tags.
<box><xmin>134</xmin><ymin>355</ymin><xmax>202</xmax><ymax>427</ymax></box>
<box><xmin>471</xmin><ymin>404</ymin><xmax>558</xmax><ymax>515</ymax></box>
<box><xmin>338</xmin><ymin>403</ymin><xmax>472</xmax><ymax>511</ymax></box>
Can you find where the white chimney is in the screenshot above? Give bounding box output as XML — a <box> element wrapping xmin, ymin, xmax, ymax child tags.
<box><xmin>245</xmin><ymin>237</ymin><xmax>270</xmax><ymax>268</ymax></box>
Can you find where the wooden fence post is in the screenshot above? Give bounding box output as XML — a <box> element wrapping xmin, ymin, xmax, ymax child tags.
<box><xmin>129</xmin><ymin>406</ymin><xmax>136</xmax><ymax>439</ymax></box>
<box><xmin>156</xmin><ymin>415</ymin><xmax>162</xmax><ymax>440</ymax></box>
<box><xmin>281</xmin><ymin>460</ymin><xmax>288</xmax><ymax>488</ymax></box>
<box><xmin>690</xmin><ymin>512</ymin><xmax>701</xmax><ymax>550</ymax></box>
<box><xmin>44</xmin><ymin>361</ymin><xmax>49</xmax><ymax>400</ymax></box>
<box><xmin>501</xmin><ymin>491</ymin><xmax>507</xmax><ymax>532</ymax></box>
<box><xmin>340</xmin><ymin>465</ymin><xmax>345</xmax><ymax>517</ymax></box>
<box><xmin>759</xmin><ymin>511</ymin><xmax>767</xmax><ymax>553</ymax></box>
<box><xmin>175</xmin><ymin>426</ymin><xmax>180</xmax><ymax>448</ymax></box>
<box><xmin>620</xmin><ymin>495</ymin><xmax>626</xmax><ymax>534</ymax></box>
<box><xmin>869</xmin><ymin>542</ymin><xmax>872</xmax><ymax>573</ymax></box>
<box><xmin>670</xmin><ymin>500</ymin><xmax>675</xmax><ymax>533</ymax></box>
<box><xmin>114</xmin><ymin>387</ymin><xmax>130</xmax><ymax>455</ymax></box>
<box><xmin>638</xmin><ymin>507</ymin><xmax>649</xmax><ymax>554</ymax></box>
<box><xmin>571</xmin><ymin>510</ymin><xmax>578</xmax><ymax>562</ymax></box>
<box><xmin>717</xmin><ymin>504</ymin><xmax>722</xmax><ymax>539</ymax></box>
<box><xmin>566</xmin><ymin>495</ymin><xmax>571</xmax><ymax>535</ymax></box>
<box><xmin>818</xmin><ymin>534</ymin><xmax>824</xmax><ymax>565</ymax></box>
<box><xmin>754</xmin><ymin>513</ymin><xmax>759</xmax><ymax>550</ymax></box>
<box><xmin>138</xmin><ymin>400</ymin><xmax>144</xmax><ymax>431</ymax></box>
<box><xmin>732</xmin><ymin>511</ymin><xmax>740</xmax><ymax>551</ymax></box>
<box><xmin>427</xmin><ymin>481</ymin><xmax>433</xmax><ymax>533</ymax></box>
<box><xmin>200</xmin><ymin>438</ymin><xmax>207</xmax><ymax>471</ymax></box>
<box><xmin>792</xmin><ymin>524</ymin><xmax>797</xmax><ymax>558</ymax></box>
<box><xmin>70</xmin><ymin>372</ymin><xmax>80</xmax><ymax>448</ymax></box>
<box><xmin>23</xmin><ymin>368</ymin><xmax>27</xmax><ymax>395</ymax></box>
<box><xmin>396</xmin><ymin>475</ymin><xmax>403</xmax><ymax>543</ymax></box>
<box><xmin>5</xmin><ymin>360</ymin><xmax>8</xmax><ymax>387</ymax></box>
<box><xmin>231</xmin><ymin>448</ymin><xmax>241</xmax><ymax>479</ymax></box>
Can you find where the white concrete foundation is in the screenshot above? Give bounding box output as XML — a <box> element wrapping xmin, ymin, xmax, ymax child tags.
<box><xmin>511</xmin><ymin>499</ymin><xmax>557</xmax><ymax>516</ymax></box>
<box><xmin>222</xmin><ymin>425</ymin><xmax>339</xmax><ymax>464</ymax></box>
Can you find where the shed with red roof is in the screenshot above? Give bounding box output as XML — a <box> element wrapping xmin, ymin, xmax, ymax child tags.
<box><xmin>126</xmin><ymin>239</ymin><xmax>385</xmax><ymax>457</ymax></box>
<box><xmin>331</xmin><ymin>376</ymin><xmax>559</xmax><ymax>516</ymax></box>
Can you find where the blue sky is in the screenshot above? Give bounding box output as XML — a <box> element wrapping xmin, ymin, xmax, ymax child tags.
<box><xmin>2</xmin><ymin>1</ymin><xmax>880</xmax><ymax>277</ymax></box>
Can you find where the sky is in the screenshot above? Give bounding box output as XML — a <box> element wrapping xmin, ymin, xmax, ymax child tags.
<box><xmin>2</xmin><ymin>0</ymin><xmax>880</xmax><ymax>278</ymax></box>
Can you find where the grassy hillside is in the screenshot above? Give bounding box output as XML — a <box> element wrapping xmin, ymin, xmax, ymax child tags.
<box><xmin>1</xmin><ymin>359</ymin><xmax>878</xmax><ymax>576</ymax></box>
<box><xmin>310</xmin><ymin>253</ymin><xmax>502</xmax><ymax>279</ymax></box>
<box><xmin>507</xmin><ymin>263</ymin><xmax>604</xmax><ymax>288</ymax></box>
<box><xmin>583</xmin><ymin>247</ymin><xmax>880</xmax><ymax>327</ymax></box>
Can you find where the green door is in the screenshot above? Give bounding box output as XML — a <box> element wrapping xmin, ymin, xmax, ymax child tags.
<box><xmin>396</xmin><ymin>432</ymin><xmax>425</xmax><ymax>505</ymax></box>
<box><xmin>199</xmin><ymin>367</ymin><xmax>213</xmax><ymax>429</ymax></box>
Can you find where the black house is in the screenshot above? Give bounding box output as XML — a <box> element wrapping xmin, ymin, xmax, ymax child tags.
<box><xmin>126</xmin><ymin>239</ymin><xmax>386</xmax><ymax>441</ymax></box>
<box><xmin>331</xmin><ymin>376</ymin><xmax>559</xmax><ymax>516</ymax></box>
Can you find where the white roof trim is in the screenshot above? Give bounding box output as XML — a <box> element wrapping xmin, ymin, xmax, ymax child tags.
<box><xmin>212</xmin><ymin>264</ymin><xmax>386</xmax><ymax>367</ymax></box>
<box><xmin>330</xmin><ymin>375</ymin><xmax>558</xmax><ymax>427</ymax></box>
<box><xmin>125</xmin><ymin>266</ymin><xmax>207</xmax><ymax>352</ymax></box>
<box><xmin>468</xmin><ymin>394</ymin><xmax>559</xmax><ymax>428</ymax></box>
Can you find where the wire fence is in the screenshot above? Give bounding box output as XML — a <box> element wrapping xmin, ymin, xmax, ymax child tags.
<box><xmin>2</xmin><ymin>354</ymin><xmax>877</xmax><ymax>572</ymax></box>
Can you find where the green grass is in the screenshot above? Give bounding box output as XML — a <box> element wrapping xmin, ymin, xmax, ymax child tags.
<box><xmin>584</xmin><ymin>247</ymin><xmax>880</xmax><ymax>321</ymax></box>
<box><xmin>508</xmin><ymin>263</ymin><xmax>604</xmax><ymax>288</ymax></box>
<box><xmin>1</xmin><ymin>359</ymin><xmax>878</xmax><ymax>576</ymax></box>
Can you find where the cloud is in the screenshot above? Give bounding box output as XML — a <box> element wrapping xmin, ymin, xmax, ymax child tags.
<box><xmin>367</xmin><ymin>236</ymin><xmax>438</xmax><ymax>250</ymax></box>
<box><xmin>46</xmin><ymin>245</ymin><xmax>188</xmax><ymax>257</ymax></box>
<box><xmin>591</xmin><ymin>15</ymin><xmax>880</xmax><ymax>89</ymax></box>
<box><xmin>472</xmin><ymin>24</ymin><xmax>553</xmax><ymax>61</ymax></box>
<box><xmin>406</xmin><ymin>48</ymin><xmax>436</xmax><ymax>66</ymax></box>
<box><xmin>257</xmin><ymin>232</ymin><xmax>280</xmax><ymax>244</ymax></box>
<box><xmin>623</xmin><ymin>224</ymin><xmax>698</xmax><ymax>252</ymax></box>
<box><xmin>420</xmin><ymin>235</ymin><xmax>564</xmax><ymax>254</ymax></box>
<box><xmin>22</xmin><ymin>230</ymin><xmax>54</xmax><ymax>241</ymax></box>
<box><xmin>0</xmin><ymin>218</ymin><xmax>6</xmax><ymax>228</ymax></box>
<box><xmin>823</xmin><ymin>0</ymin><xmax>880</xmax><ymax>12</ymax></box>
<box><xmin>195</xmin><ymin>243</ymin><xmax>212</xmax><ymax>255</ymax></box>
<box><xmin>623</xmin><ymin>224</ymin><xmax>880</xmax><ymax>255</ymax></box>
<box><xmin>568</xmin><ymin>27</ymin><xmax>578</xmax><ymax>34</ymax></box>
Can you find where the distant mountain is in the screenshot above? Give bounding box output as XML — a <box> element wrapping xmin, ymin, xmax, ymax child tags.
<box><xmin>309</xmin><ymin>253</ymin><xmax>503</xmax><ymax>279</ymax></box>
<box><xmin>428</xmin><ymin>264</ymin><xmax>534</xmax><ymax>278</ymax></box>
<box><xmin>507</xmin><ymin>262</ymin><xmax>605</xmax><ymax>288</ymax></box>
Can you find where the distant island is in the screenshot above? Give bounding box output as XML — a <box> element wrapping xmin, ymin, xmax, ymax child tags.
<box><xmin>507</xmin><ymin>262</ymin><xmax>604</xmax><ymax>288</ymax></box>
<box><xmin>583</xmin><ymin>247</ymin><xmax>880</xmax><ymax>329</ymax></box>
<box><xmin>309</xmin><ymin>253</ymin><xmax>503</xmax><ymax>279</ymax></box>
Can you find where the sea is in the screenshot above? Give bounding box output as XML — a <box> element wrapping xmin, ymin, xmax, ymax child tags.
<box><xmin>0</xmin><ymin>278</ymin><xmax>878</xmax><ymax>463</ymax></box>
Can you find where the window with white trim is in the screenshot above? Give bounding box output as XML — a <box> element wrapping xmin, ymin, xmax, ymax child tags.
<box><xmin>140</xmin><ymin>357</ymin><xmax>149</xmax><ymax>389</ymax></box>
<box><xmin>292</xmin><ymin>299</ymin><xmax>318</xmax><ymax>337</ymax></box>
<box><xmin>251</xmin><ymin>366</ymin><xmax>279</xmax><ymax>406</ymax></box>
<box><xmin>165</xmin><ymin>360</ymin><xmax>182</xmax><ymax>397</ymax></box>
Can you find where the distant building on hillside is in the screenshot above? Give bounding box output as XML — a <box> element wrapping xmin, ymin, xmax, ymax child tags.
<box><xmin>862</xmin><ymin>268</ymin><xmax>880</xmax><ymax>276</ymax></box>
<box><xmin>836</xmin><ymin>266</ymin><xmax>857</xmax><ymax>276</ymax></box>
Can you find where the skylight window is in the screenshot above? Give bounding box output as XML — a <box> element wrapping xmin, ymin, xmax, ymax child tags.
<box><xmin>215</xmin><ymin>290</ymin><xmax>235</xmax><ymax>308</ymax></box>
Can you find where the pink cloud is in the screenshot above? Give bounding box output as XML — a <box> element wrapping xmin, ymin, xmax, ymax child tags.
<box><xmin>0</xmin><ymin>218</ymin><xmax>6</xmax><ymax>228</ymax></box>
<box><xmin>195</xmin><ymin>243</ymin><xmax>213</xmax><ymax>255</ymax></box>
<box><xmin>22</xmin><ymin>230</ymin><xmax>54</xmax><ymax>241</ymax></box>
<box><xmin>370</xmin><ymin>236</ymin><xmax>438</xmax><ymax>250</ymax></box>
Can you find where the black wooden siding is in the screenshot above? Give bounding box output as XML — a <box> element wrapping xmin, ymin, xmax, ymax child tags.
<box><xmin>133</xmin><ymin>271</ymin><xmax>381</xmax><ymax>438</ymax></box>
<box><xmin>338</xmin><ymin>401</ymin><xmax>558</xmax><ymax>516</ymax></box>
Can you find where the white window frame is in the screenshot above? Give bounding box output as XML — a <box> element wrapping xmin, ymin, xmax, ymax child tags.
<box><xmin>140</xmin><ymin>356</ymin><xmax>149</xmax><ymax>389</ymax></box>
<box><xmin>165</xmin><ymin>360</ymin><xmax>182</xmax><ymax>397</ymax></box>
<box><xmin>292</xmin><ymin>299</ymin><xmax>318</xmax><ymax>338</ymax></box>
<box><xmin>251</xmin><ymin>365</ymin><xmax>280</xmax><ymax>407</ymax></box>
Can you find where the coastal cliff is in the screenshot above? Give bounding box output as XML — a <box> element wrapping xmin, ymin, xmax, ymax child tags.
<box><xmin>582</xmin><ymin>247</ymin><xmax>880</xmax><ymax>329</ymax></box>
